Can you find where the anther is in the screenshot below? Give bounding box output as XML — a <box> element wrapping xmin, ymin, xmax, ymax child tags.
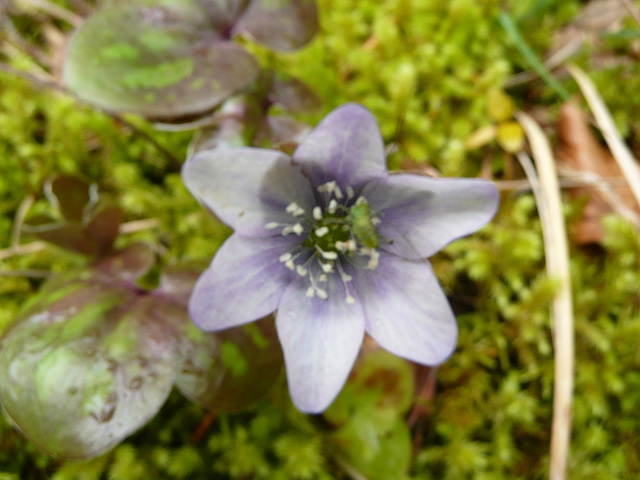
<box><xmin>328</xmin><ymin>199</ymin><xmax>338</xmax><ymax>214</ymax></box>
<box><xmin>321</xmin><ymin>250</ymin><xmax>338</xmax><ymax>260</ymax></box>
<box><xmin>346</xmin><ymin>295</ymin><xmax>356</xmax><ymax>304</ymax></box>
<box><xmin>306</xmin><ymin>287</ymin><xmax>315</xmax><ymax>298</ymax></box>
<box><xmin>316</xmin><ymin>289</ymin><xmax>328</xmax><ymax>300</ymax></box>
<box><xmin>320</xmin><ymin>262</ymin><xmax>334</xmax><ymax>273</ymax></box>
<box><xmin>346</xmin><ymin>186</ymin><xmax>354</xmax><ymax>199</ymax></box>
<box><xmin>285</xmin><ymin>202</ymin><xmax>305</xmax><ymax>216</ymax></box>
<box><xmin>279</xmin><ymin>252</ymin><xmax>292</xmax><ymax>262</ymax></box>
<box><xmin>315</xmin><ymin>226</ymin><xmax>329</xmax><ymax>237</ymax></box>
<box><xmin>266</xmin><ymin>222</ymin><xmax>280</xmax><ymax>229</ymax></box>
<box><xmin>296</xmin><ymin>265</ymin><xmax>308</xmax><ymax>276</ymax></box>
<box><xmin>292</xmin><ymin>223</ymin><xmax>304</xmax><ymax>235</ymax></box>
<box><xmin>313</xmin><ymin>206</ymin><xmax>323</xmax><ymax>220</ymax></box>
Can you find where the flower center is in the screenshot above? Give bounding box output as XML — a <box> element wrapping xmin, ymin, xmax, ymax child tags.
<box><xmin>265</xmin><ymin>180</ymin><xmax>383</xmax><ymax>303</ymax></box>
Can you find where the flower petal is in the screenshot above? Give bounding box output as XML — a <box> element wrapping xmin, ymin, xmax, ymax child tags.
<box><xmin>362</xmin><ymin>174</ymin><xmax>499</xmax><ymax>259</ymax></box>
<box><xmin>182</xmin><ymin>148</ymin><xmax>315</xmax><ymax>237</ymax></box>
<box><xmin>293</xmin><ymin>104</ymin><xmax>387</xmax><ymax>190</ymax></box>
<box><xmin>189</xmin><ymin>234</ymin><xmax>297</xmax><ymax>331</ymax></box>
<box><xmin>351</xmin><ymin>253</ymin><xmax>458</xmax><ymax>365</ymax></box>
<box><xmin>276</xmin><ymin>276</ymin><xmax>365</xmax><ymax>413</ymax></box>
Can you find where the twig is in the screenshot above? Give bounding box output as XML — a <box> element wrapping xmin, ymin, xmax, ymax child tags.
<box><xmin>619</xmin><ymin>0</ymin><xmax>640</xmax><ymax>28</ymax></box>
<box><xmin>16</xmin><ymin>0</ymin><xmax>83</xmax><ymax>27</ymax></box>
<box><xmin>11</xmin><ymin>195</ymin><xmax>34</xmax><ymax>249</ymax></box>
<box><xmin>118</xmin><ymin>218</ymin><xmax>161</xmax><ymax>234</ymax></box>
<box><xmin>568</xmin><ymin>64</ymin><xmax>640</xmax><ymax>210</ymax></box>
<box><xmin>516</xmin><ymin>113</ymin><xmax>574</xmax><ymax>480</ymax></box>
<box><xmin>0</xmin><ymin>219</ymin><xmax>161</xmax><ymax>261</ymax></box>
<box><xmin>0</xmin><ymin>269</ymin><xmax>52</xmax><ymax>278</ymax></box>
<box><xmin>0</xmin><ymin>241</ymin><xmax>48</xmax><ymax>261</ymax></box>
<box><xmin>556</xmin><ymin>166</ymin><xmax>640</xmax><ymax>228</ymax></box>
<box><xmin>499</xmin><ymin>11</ymin><xmax>571</xmax><ymax>101</ymax></box>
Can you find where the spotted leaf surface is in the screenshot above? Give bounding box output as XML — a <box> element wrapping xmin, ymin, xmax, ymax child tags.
<box><xmin>64</xmin><ymin>2</ymin><xmax>259</xmax><ymax>119</ymax></box>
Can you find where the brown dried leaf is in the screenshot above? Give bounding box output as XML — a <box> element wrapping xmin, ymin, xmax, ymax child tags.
<box><xmin>557</xmin><ymin>102</ymin><xmax>640</xmax><ymax>244</ymax></box>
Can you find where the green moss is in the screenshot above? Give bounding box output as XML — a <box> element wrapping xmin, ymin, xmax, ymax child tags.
<box><xmin>3</xmin><ymin>0</ymin><xmax>640</xmax><ymax>478</ymax></box>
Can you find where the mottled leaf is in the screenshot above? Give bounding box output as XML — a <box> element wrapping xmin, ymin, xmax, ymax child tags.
<box><xmin>45</xmin><ymin>175</ymin><xmax>95</xmax><ymax>223</ymax></box>
<box><xmin>234</xmin><ymin>0</ymin><xmax>318</xmax><ymax>51</ymax></box>
<box><xmin>187</xmin><ymin>96</ymin><xmax>263</xmax><ymax>153</ymax></box>
<box><xmin>175</xmin><ymin>316</ymin><xmax>283</xmax><ymax>410</ymax></box>
<box><xmin>64</xmin><ymin>3</ymin><xmax>259</xmax><ymax>119</ymax></box>
<box><xmin>324</xmin><ymin>349</ymin><xmax>415</xmax><ymax>427</ymax></box>
<box><xmin>331</xmin><ymin>409</ymin><xmax>412</xmax><ymax>480</ymax></box>
<box><xmin>262</xmin><ymin>114</ymin><xmax>311</xmax><ymax>149</ymax></box>
<box><xmin>22</xmin><ymin>222</ymin><xmax>100</xmax><ymax>256</ymax></box>
<box><xmin>0</xmin><ymin>278</ymin><xmax>176</xmax><ymax>459</ymax></box>
<box><xmin>198</xmin><ymin>0</ymin><xmax>251</xmax><ymax>32</ymax></box>
<box><xmin>92</xmin><ymin>243</ymin><xmax>156</xmax><ymax>283</ymax></box>
<box><xmin>85</xmin><ymin>205</ymin><xmax>124</xmax><ymax>253</ymax></box>
<box><xmin>269</xmin><ymin>73</ymin><xmax>321</xmax><ymax>113</ymax></box>
<box><xmin>156</xmin><ymin>260</ymin><xmax>205</xmax><ymax>305</ymax></box>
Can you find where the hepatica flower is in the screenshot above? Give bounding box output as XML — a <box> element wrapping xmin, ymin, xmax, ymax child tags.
<box><xmin>182</xmin><ymin>104</ymin><xmax>499</xmax><ymax>413</ymax></box>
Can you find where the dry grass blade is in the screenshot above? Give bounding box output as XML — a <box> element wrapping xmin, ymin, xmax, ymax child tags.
<box><xmin>568</xmin><ymin>64</ymin><xmax>640</xmax><ymax>210</ymax></box>
<box><xmin>516</xmin><ymin>112</ymin><xmax>574</xmax><ymax>480</ymax></box>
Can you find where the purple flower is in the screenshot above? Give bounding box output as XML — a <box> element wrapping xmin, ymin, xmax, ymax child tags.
<box><xmin>182</xmin><ymin>104</ymin><xmax>499</xmax><ymax>413</ymax></box>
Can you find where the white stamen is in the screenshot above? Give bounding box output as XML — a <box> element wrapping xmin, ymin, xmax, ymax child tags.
<box><xmin>346</xmin><ymin>239</ymin><xmax>357</xmax><ymax>252</ymax></box>
<box><xmin>296</xmin><ymin>265</ymin><xmax>308</xmax><ymax>276</ymax></box>
<box><xmin>367</xmin><ymin>250</ymin><xmax>379</xmax><ymax>270</ymax></box>
<box><xmin>334</xmin><ymin>185</ymin><xmax>344</xmax><ymax>199</ymax></box>
<box><xmin>286</xmin><ymin>202</ymin><xmax>298</xmax><ymax>213</ymax></box>
<box><xmin>372</xmin><ymin>217</ymin><xmax>381</xmax><ymax>225</ymax></box>
<box><xmin>306</xmin><ymin>287</ymin><xmax>315</xmax><ymax>298</ymax></box>
<box><xmin>279</xmin><ymin>252</ymin><xmax>292</xmax><ymax>262</ymax></box>
<box><xmin>318</xmin><ymin>181</ymin><xmax>336</xmax><ymax>194</ymax></box>
<box><xmin>316</xmin><ymin>289</ymin><xmax>328</xmax><ymax>300</ymax></box>
<box><xmin>315</xmin><ymin>226</ymin><xmax>329</xmax><ymax>237</ymax></box>
<box><xmin>282</xmin><ymin>226</ymin><xmax>293</xmax><ymax>236</ymax></box>
<box><xmin>321</xmin><ymin>262</ymin><xmax>334</xmax><ymax>273</ymax></box>
<box><xmin>266</xmin><ymin>222</ymin><xmax>280</xmax><ymax>229</ymax></box>
<box><xmin>313</xmin><ymin>206</ymin><xmax>323</xmax><ymax>220</ymax></box>
<box><xmin>341</xmin><ymin>273</ymin><xmax>352</xmax><ymax>282</ymax></box>
<box><xmin>346</xmin><ymin>186</ymin><xmax>354</xmax><ymax>199</ymax></box>
<box><xmin>292</xmin><ymin>223</ymin><xmax>304</xmax><ymax>235</ymax></box>
<box><xmin>328</xmin><ymin>199</ymin><xmax>338</xmax><ymax>214</ymax></box>
<box><xmin>285</xmin><ymin>260</ymin><xmax>295</xmax><ymax>270</ymax></box>
<box><xmin>319</xmin><ymin>274</ymin><xmax>328</xmax><ymax>282</ymax></box>
<box><xmin>346</xmin><ymin>295</ymin><xmax>356</xmax><ymax>304</ymax></box>
<box><xmin>321</xmin><ymin>250</ymin><xmax>338</xmax><ymax>260</ymax></box>
<box><xmin>335</xmin><ymin>241</ymin><xmax>346</xmax><ymax>252</ymax></box>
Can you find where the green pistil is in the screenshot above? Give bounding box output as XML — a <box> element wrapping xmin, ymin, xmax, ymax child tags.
<box><xmin>304</xmin><ymin>214</ymin><xmax>351</xmax><ymax>255</ymax></box>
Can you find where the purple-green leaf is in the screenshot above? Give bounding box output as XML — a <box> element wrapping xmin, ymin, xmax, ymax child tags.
<box><xmin>233</xmin><ymin>0</ymin><xmax>318</xmax><ymax>51</ymax></box>
<box><xmin>92</xmin><ymin>243</ymin><xmax>155</xmax><ymax>282</ymax></box>
<box><xmin>269</xmin><ymin>73</ymin><xmax>321</xmax><ymax>113</ymax></box>
<box><xmin>64</xmin><ymin>3</ymin><xmax>259</xmax><ymax>119</ymax></box>
<box><xmin>22</xmin><ymin>222</ymin><xmax>100</xmax><ymax>256</ymax></box>
<box><xmin>85</xmin><ymin>205</ymin><xmax>124</xmax><ymax>254</ymax></box>
<box><xmin>175</xmin><ymin>316</ymin><xmax>283</xmax><ymax>411</ymax></box>
<box><xmin>45</xmin><ymin>175</ymin><xmax>95</xmax><ymax>223</ymax></box>
<box><xmin>0</xmin><ymin>278</ymin><xmax>176</xmax><ymax>459</ymax></box>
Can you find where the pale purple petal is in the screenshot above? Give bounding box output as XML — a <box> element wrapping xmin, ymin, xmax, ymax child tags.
<box><xmin>189</xmin><ymin>234</ymin><xmax>299</xmax><ymax>331</ymax></box>
<box><xmin>276</xmin><ymin>276</ymin><xmax>365</xmax><ymax>413</ymax></box>
<box><xmin>351</xmin><ymin>253</ymin><xmax>458</xmax><ymax>365</ymax></box>
<box><xmin>362</xmin><ymin>174</ymin><xmax>499</xmax><ymax>259</ymax></box>
<box><xmin>182</xmin><ymin>148</ymin><xmax>315</xmax><ymax>237</ymax></box>
<box><xmin>293</xmin><ymin>104</ymin><xmax>387</xmax><ymax>191</ymax></box>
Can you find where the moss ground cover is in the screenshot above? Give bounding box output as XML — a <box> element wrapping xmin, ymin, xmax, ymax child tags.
<box><xmin>2</xmin><ymin>0</ymin><xmax>640</xmax><ymax>478</ymax></box>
